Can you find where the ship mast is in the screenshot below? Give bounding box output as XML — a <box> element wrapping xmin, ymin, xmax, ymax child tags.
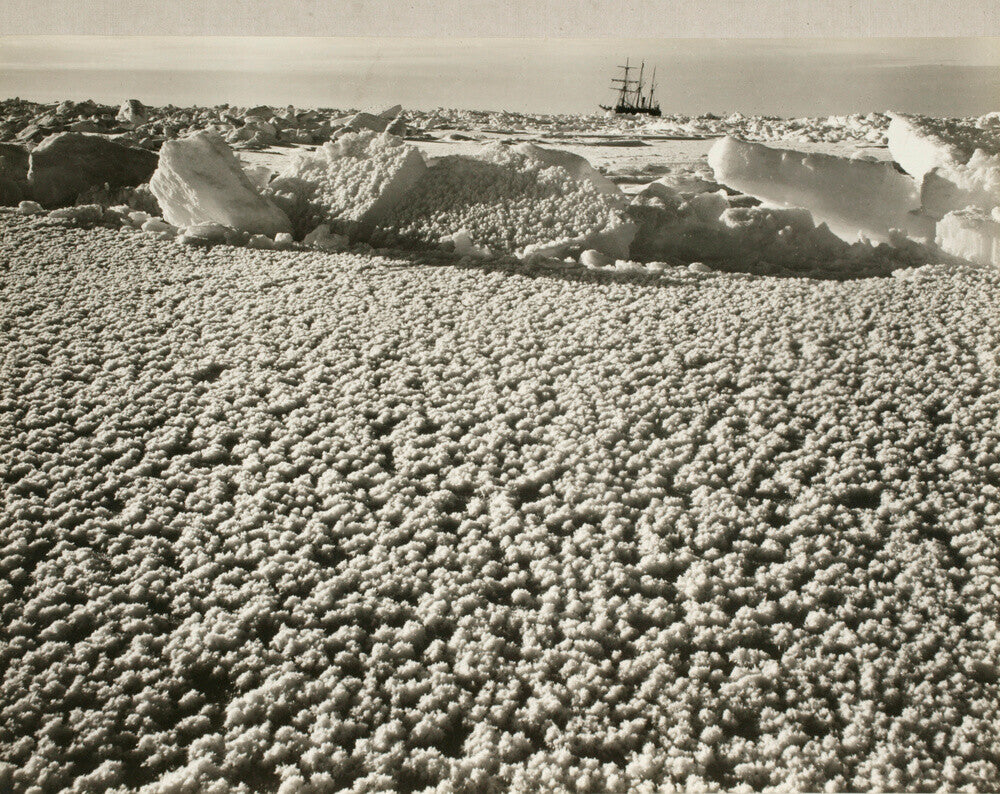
<box><xmin>610</xmin><ymin>57</ymin><xmax>636</xmax><ymax>109</ymax></box>
<box><xmin>635</xmin><ymin>61</ymin><xmax>645</xmax><ymax>110</ymax></box>
<box><xmin>647</xmin><ymin>66</ymin><xmax>657</xmax><ymax>109</ymax></box>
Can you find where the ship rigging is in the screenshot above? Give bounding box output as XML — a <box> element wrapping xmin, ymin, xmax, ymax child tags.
<box><xmin>600</xmin><ymin>58</ymin><xmax>661</xmax><ymax>117</ymax></box>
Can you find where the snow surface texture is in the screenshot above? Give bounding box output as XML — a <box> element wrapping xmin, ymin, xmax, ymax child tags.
<box><xmin>369</xmin><ymin>144</ymin><xmax>629</xmax><ymax>256</ymax></box>
<box><xmin>149</xmin><ymin>132</ymin><xmax>291</xmax><ymax>237</ymax></box>
<box><xmin>707</xmin><ymin>137</ymin><xmax>928</xmax><ymax>244</ymax></box>
<box><xmin>2</xmin><ymin>213</ymin><xmax>999</xmax><ymax>793</ymax></box>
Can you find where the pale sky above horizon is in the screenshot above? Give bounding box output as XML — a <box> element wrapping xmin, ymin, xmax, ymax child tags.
<box><xmin>2</xmin><ymin>36</ymin><xmax>999</xmax><ymax>117</ymax></box>
<box><xmin>5</xmin><ymin>1</ymin><xmax>1000</xmax><ymax>39</ymax></box>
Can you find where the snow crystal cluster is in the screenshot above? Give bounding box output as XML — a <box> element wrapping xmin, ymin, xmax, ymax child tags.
<box><xmin>2</xmin><ymin>215</ymin><xmax>999</xmax><ymax>792</ymax></box>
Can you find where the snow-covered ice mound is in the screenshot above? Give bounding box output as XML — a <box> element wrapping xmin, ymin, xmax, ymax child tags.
<box><xmin>889</xmin><ymin>114</ymin><xmax>1000</xmax><ymax>215</ymax></box>
<box><xmin>627</xmin><ymin>187</ymin><xmax>929</xmax><ymax>277</ymax></box>
<box><xmin>27</xmin><ymin>132</ymin><xmax>159</xmax><ymax>209</ymax></box>
<box><xmin>368</xmin><ymin>143</ymin><xmax>628</xmax><ymax>256</ymax></box>
<box><xmin>0</xmin><ymin>142</ymin><xmax>30</xmax><ymax>206</ymax></box>
<box><xmin>708</xmin><ymin>136</ymin><xmax>929</xmax><ymax>243</ymax></box>
<box><xmin>2</xmin><ymin>214</ymin><xmax>998</xmax><ymax>792</ymax></box>
<box><xmin>512</xmin><ymin>142</ymin><xmax>623</xmax><ymax>199</ymax></box>
<box><xmin>919</xmin><ymin>150</ymin><xmax>1000</xmax><ymax>220</ymax></box>
<box><xmin>271</xmin><ymin>130</ymin><xmax>427</xmax><ymax>235</ymax></box>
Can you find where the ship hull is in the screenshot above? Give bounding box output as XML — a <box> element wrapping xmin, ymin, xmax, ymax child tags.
<box><xmin>599</xmin><ymin>104</ymin><xmax>662</xmax><ymax>117</ymax></box>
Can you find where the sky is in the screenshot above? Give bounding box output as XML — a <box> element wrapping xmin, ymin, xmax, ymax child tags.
<box><xmin>1</xmin><ymin>36</ymin><xmax>999</xmax><ymax>117</ymax></box>
<box><xmin>5</xmin><ymin>0</ymin><xmax>999</xmax><ymax>39</ymax></box>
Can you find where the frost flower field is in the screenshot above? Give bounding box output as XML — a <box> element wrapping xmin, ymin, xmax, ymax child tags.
<box><xmin>1</xmin><ymin>213</ymin><xmax>999</xmax><ymax>793</ymax></box>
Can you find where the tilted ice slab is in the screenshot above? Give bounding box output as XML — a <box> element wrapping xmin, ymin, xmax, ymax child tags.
<box><xmin>149</xmin><ymin>132</ymin><xmax>291</xmax><ymax>236</ymax></box>
<box><xmin>708</xmin><ymin>136</ymin><xmax>928</xmax><ymax>243</ymax></box>
<box><xmin>936</xmin><ymin>207</ymin><xmax>1000</xmax><ymax>267</ymax></box>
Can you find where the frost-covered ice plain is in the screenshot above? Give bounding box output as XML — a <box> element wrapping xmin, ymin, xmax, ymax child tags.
<box><xmin>2</xmin><ymin>100</ymin><xmax>1000</xmax><ymax>792</ymax></box>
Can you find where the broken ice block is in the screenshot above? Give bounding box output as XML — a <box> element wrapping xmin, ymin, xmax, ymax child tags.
<box><xmin>304</xmin><ymin>223</ymin><xmax>349</xmax><ymax>252</ymax></box>
<box><xmin>919</xmin><ymin>150</ymin><xmax>1000</xmax><ymax>220</ymax></box>
<box><xmin>441</xmin><ymin>229</ymin><xmax>491</xmax><ymax>258</ymax></box>
<box><xmin>935</xmin><ymin>208</ymin><xmax>1000</xmax><ymax>267</ymax></box>
<box><xmin>149</xmin><ymin>132</ymin><xmax>291</xmax><ymax>236</ymax></box>
<box><xmin>708</xmin><ymin>136</ymin><xmax>927</xmax><ymax>243</ymax></box>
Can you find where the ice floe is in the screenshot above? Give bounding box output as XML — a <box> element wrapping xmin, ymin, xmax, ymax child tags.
<box><xmin>4</xmin><ymin>98</ymin><xmax>1000</xmax><ymax>274</ymax></box>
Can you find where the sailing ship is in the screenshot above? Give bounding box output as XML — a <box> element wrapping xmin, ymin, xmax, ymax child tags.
<box><xmin>600</xmin><ymin>58</ymin><xmax>661</xmax><ymax>117</ymax></box>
